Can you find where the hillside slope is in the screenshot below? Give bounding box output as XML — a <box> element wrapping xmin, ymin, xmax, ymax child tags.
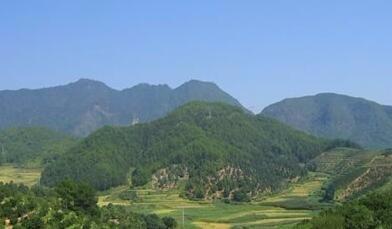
<box><xmin>0</xmin><ymin>127</ymin><xmax>77</xmax><ymax>166</ymax></box>
<box><xmin>308</xmin><ymin>148</ymin><xmax>392</xmax><ymax>201</ymax></box>
<box><xmin>0</xmin><ymin>79</ymin><xmax>244</xmax><ymax>136</ymax></box>
<box><xmin>262</xmin><ymin>93</ymin><xmax>392</xmax><ymax>148</ymax></box>
<box><xmin>41</xmin><ymin>102</ymin><xmax>329</xmax><ymax>200</ymax></box>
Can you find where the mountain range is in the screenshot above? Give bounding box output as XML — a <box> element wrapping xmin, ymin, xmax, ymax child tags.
<box><xmin>0</xmin><ymin>79</ymin><xmax>243</xmax><ymax>136</ymax></box>
<box><xmin>262</xmin><ymin>93</ymin><xmax>392</xmax><ymax>148</ymax></box>
<box><xmin>2</xmin><ymin>79</ymin><xmax>392</xmax><ymax>149</ymax></box>
<box><xmin>1</xmin><ymin>79</ymin><xmax>391</xmax><ymax>212</ymax></box>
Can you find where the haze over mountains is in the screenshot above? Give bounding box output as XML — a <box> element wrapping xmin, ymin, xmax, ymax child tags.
<box><xmin>262</xmin><ymin>93</ymin><xmax>392</xmax><ymax>149</ymax></box>
<box><xmin>1</xmin><ymin>78</ymin><xmax>392</xmax><ymax>149</ymax></box>
<box><xmin>0</xmin><ymin>79</ymin><xmax>243</xmax><ymax>136</ymax></box>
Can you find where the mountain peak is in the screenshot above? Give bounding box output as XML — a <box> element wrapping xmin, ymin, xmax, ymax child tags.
<box><xmin>130</xmin><ymin>83</ymin><xmax>171</xmax><ymax>90</ymax></box>
<box><xmin>177</xmin><ymin>79</ymin><xmax>218</xmax><ymax>89</ymax></box>
<box><xmin>70</xmin><ymin>78</ymin><xmax>110</xmax><ymax>89</ymax></box>
<box><xmin>262</xmin><ymin>93</ymin><xmax>392</xmax><ymax>148</ymax></box>
<box><xmin>0</xmin><ymin>79</ymin><xmax>244</xmax><ymax>136</ymax></box>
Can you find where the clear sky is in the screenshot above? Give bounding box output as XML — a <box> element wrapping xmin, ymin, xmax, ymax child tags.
<box><xmin>1</xmin><ymin>1</ymin><xmax>392</xmax><ymax>112</ymax></box>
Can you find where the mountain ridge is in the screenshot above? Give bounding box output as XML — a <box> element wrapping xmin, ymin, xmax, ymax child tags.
<box><xmin>0</xmin><ymin>79</ymin><xmax>245</xmax><ymax>136</ymax></box>
<box><xmin>261</xmin><ymin>93</ymin><xmax>392</xmax><ymax>148</ymax></box>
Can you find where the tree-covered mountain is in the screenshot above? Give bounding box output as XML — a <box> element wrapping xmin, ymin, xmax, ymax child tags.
<box><xmin>262</xmin><ymin>93</ymin><xmax>392</xmax><ymax>149</ymax></box>
<box><xmin>0</xmin><ymin>79</ymin><xmax>244</xmax><ymax>136</ymax></box>
<box><xmin>0</xmin><ymin>127</ymin><xmax>77</xmax><ymax>166</ymax></box>
<box><xmin>41</xmin><ymin>102</ymin><xmax>333</xmax><ymax>201</ymax></box>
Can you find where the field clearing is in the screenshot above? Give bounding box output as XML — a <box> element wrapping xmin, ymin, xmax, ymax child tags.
<box><xmin>99</xmin><ymin>172</ymin><xmax>328</xmax><ymax>228</ymax></box>
<box><xmin>0</xmin><ymin>164</ymin><xmax>41</xmax><ymax>186</ymax></box>
<box><xmin>0</xmin><ymin>165</ymin><xmax>327</xmax><ymax>228</ymax></box>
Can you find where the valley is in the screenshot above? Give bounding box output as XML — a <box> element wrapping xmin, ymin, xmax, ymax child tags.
<box><xmin>1</xmin><ymin>165</ymin><xmax>326</xmax><ymax>228</ymax></box>
<box><xmin>2</xmin><ymin>145</ymin><xmax>390</xmax><ymax>228</ymax></box>
<box><xmin>98</xmin><ymin>172</ymin><xmax>328</xmax><ymax>228</ymax></box>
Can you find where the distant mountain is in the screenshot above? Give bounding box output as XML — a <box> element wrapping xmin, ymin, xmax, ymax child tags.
<box><xmin>0</xmin><ymin>79</ymin><xmax>244</xmax><ymax>136</ymax></box>
<box><xmin>261</xmin><ymin>93</ymin><xmax>392</xmax><ymax>148</ymax></box>
<box><xmin>41</xmin><ymin>102</ymin><xmax>332</xmax><ymax>200</ymax></box>
<box><xmin>0</xmin><ymin>127</ymin><xmax>77</xmax><ymax>166</ymax></box>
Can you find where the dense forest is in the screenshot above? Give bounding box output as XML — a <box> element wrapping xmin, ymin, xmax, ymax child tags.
<box><xmin>0</xmin><ymin>181</ymin><xmax>176</xmax><ymax>228</ymax></box>
<box><xmin>40</xmin><ymin>102</ymin><xmax>344</xmax><ymax>200</ymax></box>
<box><xmin>0</xmin><ymin>127</ymin><xmax>77</xmax><ymax>167</ymax></box>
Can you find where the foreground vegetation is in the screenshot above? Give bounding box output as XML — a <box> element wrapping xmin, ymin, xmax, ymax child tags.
<box><xmin>295</xmin><ymin>188</ymin><xmax>392</xmax><ymax>229</ymax></box>
<box><xmin>0</xmin><ymin>181</ymin><xmax>176</xmax><ymax>228</ymax></box>
<box><xmin>1</xmin><ymin>165</ymin><xmax>327</xmax><ymax>228</ymax></box>
<box><xmin>2</xmin><ymin>160</ymin><xmax>391</xmax><ymax>228</ymax></box>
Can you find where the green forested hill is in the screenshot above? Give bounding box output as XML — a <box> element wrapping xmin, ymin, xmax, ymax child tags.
<box><xmin>0</xmin><ymin>127</ymin><xmax>77</xmax><ymax>166</ymax></box>
<box><xmin>0</xmin><ymin>79</ymin><xmax>244</xmax><ymax>136</ymax></box>
<box><xmin>41</xmin><ymin>102</ymin><xmax>331</xmax><ymax>200</ymax></box>
<box><xmin>262</xmin><ymin>93</ymin><xmax>392</xmax><ymax>148</ymax></box>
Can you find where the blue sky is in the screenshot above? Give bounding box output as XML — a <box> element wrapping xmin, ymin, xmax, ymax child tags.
<box><xmin>1</xmin><ymin>1</ymin><xmax>392</xmax><ymax>112</ymax></box>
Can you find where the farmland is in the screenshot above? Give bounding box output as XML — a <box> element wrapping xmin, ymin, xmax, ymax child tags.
<box><xmin>0</xmin><ymin>164</ymin><xmax>41</xmax><ymax>187</ymax></box>
<box><xmin>0</xmin><ymin>165</ymin><xmax>331</xmax><ymax>228</ymax></box>
<box><xmin>98</xmin><ymin>172</ymin><xmax>329</xmax><ymax>228</ymax></box>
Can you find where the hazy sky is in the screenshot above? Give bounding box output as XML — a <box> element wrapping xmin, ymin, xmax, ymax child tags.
<box><xmin>1</xmin><ymin>1</ymin><xmax>392</xmax><ymax>112</ymax></box>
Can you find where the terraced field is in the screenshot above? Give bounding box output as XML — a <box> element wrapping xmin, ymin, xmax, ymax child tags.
<box><xmin>98</xmin><ymin>172</ymin><xmax>328</xmax><ymax>228</ymax></box>
<box><xmin>310</xmin><ymin>148</ymin><xmax>392</xmax><ymax>201</ymax></box>
<box><xmin>4</xmin><ymin>153</ymin><xmax>386</xmax><ymax>228</ymax></box>
<box><xmin>0</xmin><ymin>164</ymin><xmax>42</xmax><ymax>186</ymax></box>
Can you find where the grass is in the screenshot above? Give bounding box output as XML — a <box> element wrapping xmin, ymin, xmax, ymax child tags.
<box><xmin>0</xmin><ymin>164</ymin><xmax>42</xmax><ymax>186</ymax></box>
<box><xmin>98</xmin><ymin>172</ymin><xmax>328</xmax><ymax>228</ymax></box>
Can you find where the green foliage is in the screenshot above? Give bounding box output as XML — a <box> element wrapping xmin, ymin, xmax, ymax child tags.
<box><xmin>119</xmin><ymin>190</ymin><xmax>138</xmax><ymax>201</ymax></box>
<box><xmin>298</xmin><ymin>189</ymin><xmax>392</xmax><ymax>229</ymax></box>
<box><xmin>262</xmin><ymin>93</ymin><xmax>392</xmax><ymax>149</ymax></box>
<box><xmin>295</xmin><ymin>212</ymin><xmax>345</xmax><ymax>229</ymax></box>
<box><xmin>162</xmin><ymin>216</ymin><xmax>177</xmax><ymax>229</ymax></box>
<box><xmin>55</xmin><ymin>180</ymin><xmax>98</xmax><ymax>215</ymax></box>
<box><xmin>143</xmin><ymin>214</ymin><xmax>167</xmax><ymax>229</ymax></box>
<box><xmin>132</xmin><ymin>168</ymin><xmax>151</xmax><ymax>187</ymax></box>
<box><xmin>0</xmin><ymin>127</ymin><xmax>77</xmax><ymax>166</ymax></box>
<box><xmin>232</xmin><ymin>190</ymin><xmax>251</xmax><ymax>202</ymax></box>
<box><xmin>41</xmin><ymin>102</ymin><xmax>329</xmax><ymax>201</ymax></box>
<box><xmin>0</xmin><ymin>181</ymin><xmax>175</xmax><ymax>228</ymax></box>
<box><xmin>325</xmin><ymin>139</ymin><xmax>362</xmax><ymax>151</ymax></box>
